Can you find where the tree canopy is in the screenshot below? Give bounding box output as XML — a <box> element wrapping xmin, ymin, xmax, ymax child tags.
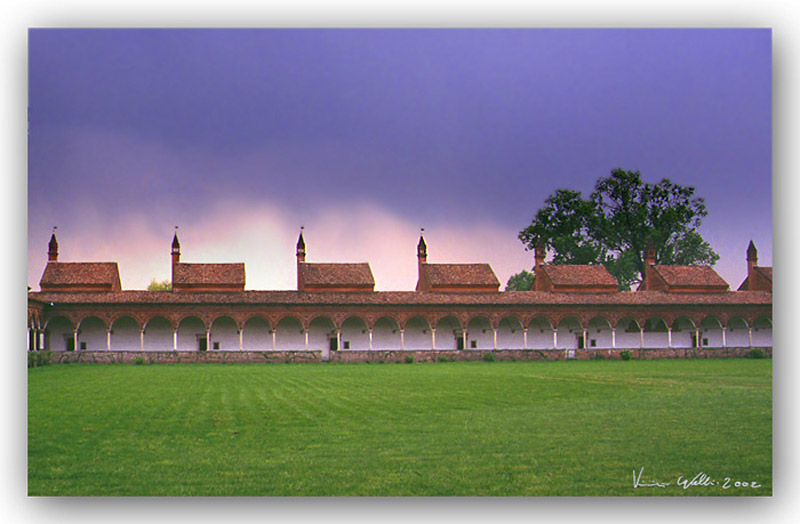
<box><xmin>505</xmin><ymin>270</ymin><xmax>534</xmax><ymax>291</ymax></box>
<box><xmin>147</xmin><ymin>279</ymin><xmax>172</xmax><ymax>291</ymax></box>
<box><xmin>518</xmin><ymin>169</ymin><xmax>719</xmax><ymax>290</ymax></box>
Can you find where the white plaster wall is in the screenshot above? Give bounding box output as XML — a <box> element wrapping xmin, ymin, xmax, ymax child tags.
<box><xmin>210</xmin><ymin>317</ymin><xmax>239</xmax><ymax>350</ymax></box>
<box><xmin>466</xmin><ymin>318</ymin><xmax>493</xmax><ymax>350</ymax></box>
<box><xmin>78</xmin><ymin>317</ymin><xmax>107</xmax><ymax>350</ymax></box>
<box><xmin>671</xmin><ymin>319</ymin><xmax>696</xmax><ymax>348</ymax></box>
<box><xmin>435</xmin><ymin>317</ymin><xmax>461</xmax><ymax>350</ymax></box>
<box><xmin>404</xmin><ymin>317</ymin><xmax>432</xmax><ymax>350</ymax></box>
<box><xmin>726</xmin><ymin>320</ymin><xmax>751</xmax><ymax>347</ymax></box>
<box><xmin>527</xmin><ymin>319</ymin><xmax>554</xmax><ymax>349</ymax></box>
<box><xmin>276</xmin><ymin>317</ymin><xmax>305</xmax><ymax>350</ymax></box>
<box><xmin>372</xmin><ymin>317</ymin><xmax>401</xmax><ymax>350</ymax></box>
<box><xmin>308</xmin><ymin>317</ymin><xmax>335</xmax><ymax>351</ymax></box>
<box><xmin>341</xmin><ymin>317</ymin><xmax>369</xmax><ymax>350</ymax></box>
<box><xmin>587</xmin><ymin>319</ymin><xmax>613</xmax><ymax>349</ymax></box>
<box><xmin>614</xmin><ymin>319</ymin><xmax>640</xmax><ymax>349</ymax></box>
<box><xmin>45</xmin><ymin>317</ymin><xmax>73</xmax><ymax>352</ymax></box>
<box><xmin>699</xmin><ymin>319</ymin><xmax>724</xmax><ymax>347</ymax></box>
<box><xmin>751</xmin><ymin>325</ymin><xmax>772</xmax><ymax>346</ymax></box>
<box><xmin>143</xmin><ymin>317</ymin><xmax>173</xmax><ymax>350</ymax></box>
<box><xmin>177</xmin><ymin>317</ymin><xmax>206</xmax><ymax>351</ymax></box>
<box><xmin>243</xmin><ymin>317</ymin><xmax>271</xmax><ymax>350</ymax></box>
<box><xmin>496</xmin><ymin>318</ymin><xmax>524</xmax><ymax>349</ymax></box>
<box><xmin>111</xmin><ymin>317</ymin><xmax>140</xmax><ymax>350</ymax></box>
<box><xmin>556</xmin><ymin>319</ymin><xmax>582</xmax><ymax>349</ymax></box>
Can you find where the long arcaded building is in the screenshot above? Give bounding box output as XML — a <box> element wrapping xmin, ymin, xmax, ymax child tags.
<box><xmin>26</xmin><ymin>231</ymin><xmax>772</xmax><ymax>361</ymax></box>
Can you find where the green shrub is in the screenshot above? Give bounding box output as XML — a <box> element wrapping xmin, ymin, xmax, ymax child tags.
<box><xmin>746</xmin><ymin>348</ymin><xmax>766</xmax><ymax>359</ymax></box>
<box><xmin>483</xmin><ymin>352</ymin><xmax>496</xmax><ymax>362</ymax></box>
<box><xmin>437</xmin><ymin>355</ymin><xmax>450</xmax><ymax>363</ymax></box>
<box><xmin>593</xmin><ymin>353</ymin><xmax>606</xmax><ymax>360</ymax></box>
<box><xmin>28</xmin><ymin>351</ymin><xmax>52</xmax><ymax>368</ymax></box>
<box><xmin>620</xmin><ymin>350</ymin><xmax>632</xmax><ymax>361</ymax></box>
<box><xmin>133</xmin><ymin>356</ymin><xmax>147</xmax><ymax>365</ymax></box>
<box><xmin>404</xmin><ymin>355</ymin><xmax>414</xmax><ymax>364</ymax></box>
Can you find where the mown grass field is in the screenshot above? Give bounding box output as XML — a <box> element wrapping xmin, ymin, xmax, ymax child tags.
<box><xmin>28</xmin><ymin>359</ymin><xmax>771</xmax><ymax>496</ymax></box>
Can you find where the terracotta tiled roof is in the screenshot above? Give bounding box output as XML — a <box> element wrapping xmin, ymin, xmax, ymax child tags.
<box><xmin>173</xmin><ymin>263</ymin><xmax>245</xmax><ymax>286</ymax></box>
<box><xmin>756</xmin><ymin>267</ymin><xmax>772</xmax><ymax>282</ymax></box>
<box><xmin>539</xmin><ymin>265</ymin><xmax>618</xmax><ymax>287</ymax></box>
<box><xmin>28</xmin><ymin>289</ymin><xmax>772</xmax><ymax>307</ymax></box>
<box><xmin>423</xmin><ymin>263</ymin><xmax>500</xmax><ymax>287</ymax></box>
<box><xmin>652</xmin><ymin>265</ymin><xmax>729</xmax><ymax>289</ymax></box>
<box><xmin>301</xmin><ymin>263</ymin><xmax>375</xmax><ymax>287</ymax></box>
<box><xmin>40</xmin><ymin>262</ymin><xmax>121</xmax><ymax>290</ymax></box>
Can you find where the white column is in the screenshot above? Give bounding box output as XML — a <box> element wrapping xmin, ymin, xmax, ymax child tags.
<box><xmin>639</xmin><ymin>328</ymin><xmax>644</xmax><ymax>348</ymax></box>
<box><xmin>27</xmin><ymin>328</ymin><xmax>30</xmax><ymax>351</ymax></box>
<box><xmin>400</xmin><ymin>329</ymin><xmax>405</xmax><ymax>350</ymax></box>
<box><xmin>139</xmin><ymin>329</ymin><xmax>144</xmax><ymax>351</ymax></box>
<box><xmin>748</xmin><ymin>327</ymin><xmax>753</xmax><ymax>347</ymax></box>
<box><xmin>107</xmin><ymin>329</ymin><xmax>111</xmax><ymax>351</ymax></box>
<box><xmin>39</xmin><ymin>332</ymin><xmax>44</xmax><ymax>351</ymax></box>
<box><xmin>493</xmin><ymin>328</ymin><xmax>498</xmax><ymax>350</ymax></box>
<box><xmin>173</xmin><ymin>329</ymin><xmax>178</xmax><ymax>350</ymax></box>
<box><xmin>206</xmin><ymin>329</ymin><xmax>211</xmax><ymax>350</ymax></box>
<box><xmin>304</xmin><ymin>330</ymin><xmax>309</xmax><ymax>350</ymax></box>
<box><xmin>722</xmin><ymin>327</ymin><xmax>727</xmax><ymax>348</ymax></box>
<box><xmin>272</xmin><ymin>330</ymin><xmax>276</xmax><ymax>351</ymax></box>
<box><xmin>695</xmin><ymin>328</ymin><xmax>701</xmax><ymax>348</ymax></box>
<box><xmin>431</xmin><ymin>328</ymin><xmax>436</xmax><ymax>349</ymax></box>
<box><xmin>368</xmin><ymin>329</ymin><xmax>373</xmax><ymax>350</ymax></box>
<box><xmin>611</xmin><ymin>328</ymin><xmax>617</xmax><ymax>349</ymax></box>
<box><xmin>553</xmin><ymin>329</ymin><xmax>558</xmax><ymax>348</ymax></box>
<box><xmin>240</xmin><ymin>329</ymin><xmax>244</xmax><ymax>351</ymax></box>
<box><xmin>668</xmin><ymin>328</ymin><xmax>672</xmax><ymax>348</ymax></box>
<box><xmin>583</xmin><ymin>328</ymin><xmax>588</xmax><ymax>349</ymax></box>
<box><xmin>336</xmin><ymin>330</ymin><xmax>341</xmax><ymax>351</ymax></box>
<box><xmin>523</xmin><ymin>328</ymin><xmax>528</xmax><ymax>349</ymax></box>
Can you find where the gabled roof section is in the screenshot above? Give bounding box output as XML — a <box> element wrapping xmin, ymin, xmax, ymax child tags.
<box><xmin>738</xmin><ymin>266</ymin><xmax>772</xmax><ymax>292</ymax></box>
<box><xmin>417</xmin><ymin>263</ymin><xmax>500</xmax><ymax>292</ymax></box>
<box><xmin>40</xmin><ymin>262</ymin><xmax>122</xmax><ymax>291</ymax></box>
<box><xmin>300</xmin><ymin>263</ymin><xmax>375</xmax><ymax>291</ymax></box>
<box><xmin>172</xmin><ymin>263</ymin><xmax>245</xmax><ymax>290</ymax></box>
<box><xmin>537</xmin><ymin>265</ymin><xmax>618</xmax><ymax>290</ymax></box>
<box><xmin>641</xmin><ymin>265</ymin><xmax>729</xmax><ymax>293</ymax></box>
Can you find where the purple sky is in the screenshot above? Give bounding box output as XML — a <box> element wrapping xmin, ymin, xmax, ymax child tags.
<box><xmin>27</xmin><ymin>28</ymin><xmax>772</xmax><ymax>291</ymax></box>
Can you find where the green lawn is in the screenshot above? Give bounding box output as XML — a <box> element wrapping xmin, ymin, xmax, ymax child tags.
<box><xmin>28</xmin><ymin>359</ymin><xmax>772</xmax><ymax>496</ymax></box>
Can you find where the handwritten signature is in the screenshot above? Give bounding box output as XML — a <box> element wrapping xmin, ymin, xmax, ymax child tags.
<box><xmin>632</xmin><ymin>467</ymin><xmax>761</xmax><ymax>490</ymax></box>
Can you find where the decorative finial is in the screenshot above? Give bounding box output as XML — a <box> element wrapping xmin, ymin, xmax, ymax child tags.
<box><xmin>52</xmin><ymin>226</ymin><xmax>57</xmax><ymax>233</ymax></box>
<box><xmin>301</xmin><ymin>225</ymin><xmax>304</xmax><ymax>231</ymax></box>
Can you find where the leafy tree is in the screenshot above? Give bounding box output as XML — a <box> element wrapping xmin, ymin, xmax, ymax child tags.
<box><xmin>518</xmin><ymin>169</ymin><xmax>719</xmax><ymax>290</ymax></box>
<box><xmin>505</xmin><ymin>270</ymin><xmax>534</xmax><ymax>291</ymax></box>
<box><xmin>147</xmin><ymin>279</ymin><xmax>172</xmax><ymax>291</ymax></box>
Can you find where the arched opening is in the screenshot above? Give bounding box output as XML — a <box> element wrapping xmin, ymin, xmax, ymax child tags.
<box><xmin>671</xmin><ymin>317</ymin><xmax>697</xmax><ymax>348</ymax></box>
<box><xmin>643</xmin><ymin>317</ymin><xmax>670</xmax><ymax>348</ymax></box>
<box><xmin>726</xmin><ymin>317</ymin><xmax>750</xmax><ymax>347</ymax></box>
<box><xmin>556</xmin><ymin>317</ymin><xmax>583</xmax><ymax>349</ymax></box>
<box><xmin>699</xmin><ymin>316</ymin><xmax>724</xmax><ymax>348</ymax></box>
<box><xmin>275</xmin><ymin>316</ymin><xmax>305</xmax><ymax>351</ymax></box>
<box><xmin>372</xmin><ymin>316</ymin><xmax>401</xmax><ymax>350</ymax></box>
<box><xmin>466</xmin><ymin>316</ymin><xmax>493</xmax><ymax>350</ymax></box>
<box><xmin>177</xmin><ymin>316</ymin><xmax>206</xmax><ymax>351</ymax></box>
<box><xmin>527</xmin><ymin>317</ymin><xmax>554</xmax><ymax>349</ymax></box>
<box><xmin>341</xmin><ymin>316</ymin><xmax>369</xmax><ymax>350</ymax></box>
<box><xmin>210</xmin><ymin>316</ymin><xmax>239</xmax><ymax>350</ymax></box>
<box><xmin>77</xmin><ymin>316</ymin><xmax>107</xmax><ymax>351</ymax></box>
<box><xmin>587</xmin><ymin>317</ymin><xmax>613</xmax><ymax>349</ymax></box>
<box><xmin>243</xmin><ymin>316</ymin><xmax>271</xmax><ymax>350</ymax></box>
<box><xmin>110</xmin><ymin>316</ymin><xmax>140</xmax><ymax>350</ymax></box>
<box><xmin>404</xmin><ymin>316</ymin><xmax>432</xmax><ymax>350</ymax></box>
<box><xmin>435</xmin><ymin>316</ymin><xmax>463</xmax><ymax>350</ymax></box>
<box><xmin>44</xmin><ymin>316</ymin><xmax>74</xmax><ymax>352</ymax></box>
<box><xmin>614</xmin><ymin>317</ymin><xmax>641</xmax><ymax>349</ymax></box>
<box><xmin>497</xmin><ymin>317</ymin><xmax>524</xmax><ymax>349</ymax></box>
<box><xmin>308</xmin><ymin>316</ymin><xmax>335</xmax><ymax>352</ymax></box>
<box><xmin>752</xmin><ymin>316</ymin><xmax>772</xmax><ymax>347</ymax></box>
<box><xmin>143</xmin><ymin>316</ymin><xmax>173</xmax><ymax>351</ymax></box>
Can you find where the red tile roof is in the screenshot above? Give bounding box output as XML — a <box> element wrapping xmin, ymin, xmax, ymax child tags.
<box><xmin>652</xmin><ymin>265</ymin><xmax>729</xmax><ymax>289</ymax></box>
<box><xmin>301</xmin><ymin>263</ymin><xmax>375</xmax><ymax>287</ymax></box>
<box><xmin>539</xmin><ymin>265</ymin><xmax>618</xmax><ymax>287</ymax></box>
<box><xmin>173</xmin><ymin>263</ymin><xmax>245</xmax><ymax>286</ymax></box>
<box><xmin>39</xmin><ymin>262</ymin><xmax>121</xmax><ymax>290</ymax></box>
<box><xmin>756</xmin><ymin>267</ymin><xmax>772</xmax><ymax>282</ymax></box>
<box><xmin>422</xmin><ymin>263</ymin><xmax>500</xmax><ymax>287</ymax></box>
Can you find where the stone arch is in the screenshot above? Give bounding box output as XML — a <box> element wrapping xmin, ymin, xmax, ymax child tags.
<box><xmin>497</xmin><ymin>316</ymin><xmax>524</xmax><ymax>350</ymax></box>
<box><xmin>372</xmin><ymin>316</ymin><xmax>402</xmax><ymax>350</ymax></box>
<box><xmin>699</xmin><ymin>316</ymin><xmax>724</xmax><ymax>348</ymax></box>
<box><xmin>275</xmin><ymin>316</ymin><xmax>305</xmax><ymax>351</ymax></box>
<box><xmin>243</xmin><ymin>316</ymin><xmax>272</xmax><ymax>351</ymax></box>
<box><xmin>44</xmin><ymin>316</ymin><xmax>74</xmax><ymax>352</ymax></box>
<box><xmin>556</xmin><ymin>316</ymin><xmax>583</xmax><ymax>349</ymax></box>
<box><xmin>404</xmin><ymin>316</ymin><xmax>432</xmax><ymax>350</ymax></box>
<box><xmin>110</xmin><ymin>316</ymin><xmax>140</xmax><ymax>350</ymax></box>
<box><xmin>671</xmin><ymin>316</ymin><xmax>697</xmax><ymax>348</ymax></box>
<box><xmin>210</xmin><ymin>316</ymin><xmax>239</xmax><ymax>351</ymax></box>
<box><xmin>587</xmin><ymin>316</ymin><xmax>613</xmax><ymax>349</ymax></box>
<box><xmin>143</xmin><ymin>316</ymin><xmax>173</xmax><ymax>350</ymax></box>
<box><xmin>752</xmin><ymin>316</ymin><xmax>772</xmax><ymax>347</ymax></box>
<box><xmin>436</xmin><ymin>315</ymin><xmax>463</xmax><ymax>350</ymax></box>
<box><xmin>77</xmin><ymin>316</ymin><xmax>107</xmax><ymax>351</ymax></box>
<box><xmin>177</xmin><ymin>316</ymin><xmax>206</xmax><ymax>351</ymax></box>
<box><xmin>341</xmin><ymin>316</ymin><xmax>369</xmax><ymax>351</ymax></box>
<box><xmin>615</xmin><ymin>317</ymin><xmax>641</xmax><ymax>349</ymax></box>
<box><xmin>466</xmin><ymin>316</ymin><xmax>493</xmax><ymax>350</ymax></box>
<box><xmin>308</xmin><ymin>316</ymin><xmax>336</xmax><ymax>352</ymax></box>
<box><xmin>527</xmin><ymin>317</ymin><xmax>554</xmax><ymax>349</ymax></box>
<box><xmin>643</xmin><ymin>317</ymin><xmax>670</xmax><ymax>348</ymax></box>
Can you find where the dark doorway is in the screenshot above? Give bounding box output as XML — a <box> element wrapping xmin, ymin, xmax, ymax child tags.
<box><xmin>329</xmin><ymin>337</ymin><xmax>338</xmax><ymax>352</ymax></box>
<box><xmin>198</xmin><ymin>336</ymin><xmax>208</xmax><ymax>351</ymax></box>
<box><xmin>456</xmin><ymin>336</ymin><xmax>465</xmax><ymax>350</ymax></box>
<box><xmin>65</xmin><ymin>337</ymin><xmax>75</xmax><ymax>352</ymax></box>
<box><xmin>577</xmin><ymin>335</ymin><xmax>585</xmax><ymax>349</ymax></box>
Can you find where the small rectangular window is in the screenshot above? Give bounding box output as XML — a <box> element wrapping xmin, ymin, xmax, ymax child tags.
<box><xmin>590</xmin><ymin>339</ymin><xmax>596</xmax><ymax>347</ymax></box>
<box><xmin>702</xmin><ymin>338</ymin><xmax>709</xmax><ymax>346</ymax></box>
<box><xmin>471</xmin><ymin>340</ymin><xmax>477</xmax><ymax>349</ymax></box>
<box><xmin>213</xmin><ymin>342</ymin><xmax>220</xmax><ymax>350</ymax></box>
<box><xmin>343</xmin><ymin>341</ymin><xmax>350</xmax><ymax>350</ymax></box>
<box><xmin>80</xmin><ymin>342</ymin><xmax>87</xmax><ymax>350</ymax></box>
